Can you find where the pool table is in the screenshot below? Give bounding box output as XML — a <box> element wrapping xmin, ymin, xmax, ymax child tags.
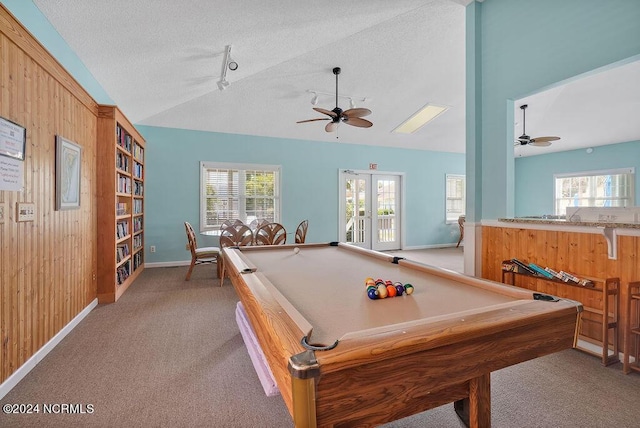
<box><xmin>223</xmin><ymin>242</ymin><xmax>582</xmax><ymax>428</ymax></box>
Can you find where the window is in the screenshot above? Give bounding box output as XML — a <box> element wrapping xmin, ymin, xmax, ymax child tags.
<box><xmin>445</xmin><ymin>174</ymin><xmax>465</xmax><ymax>223</ymax></box>
<box><xmin>554</xmin><ymin>168</ymin><xmax>635</xmax><ymax>216</ymax></box>
<box><xmin>200</xmin><ymin>162</ymin><xmax>280</xmax><ymax>231</ymax></box>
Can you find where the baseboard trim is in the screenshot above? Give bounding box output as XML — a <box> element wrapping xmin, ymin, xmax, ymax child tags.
<box><xmin>0</xmin><ymin>298</ymin><xmax>98</xmax><ymax>400</ymax></box>
<box><xmin>144</xmin><ymin>260</ymin><xmax>191</xmax><ymax>268</ymax></box>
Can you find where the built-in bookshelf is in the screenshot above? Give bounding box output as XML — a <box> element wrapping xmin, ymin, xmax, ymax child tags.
<box><xmin>97</xmin><ymin>105</ymin><xmax>145</xmax><ymax>303</ymax></box>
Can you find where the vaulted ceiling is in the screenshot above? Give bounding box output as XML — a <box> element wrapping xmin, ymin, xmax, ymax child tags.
<box><xmin>32</xmin><ymin>0</ymin><xmax>640</xmax><ymax>156</ymax></box>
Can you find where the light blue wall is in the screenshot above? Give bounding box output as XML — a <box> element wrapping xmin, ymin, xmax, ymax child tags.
<box><xmin>139</xmin><ymin>126</ymin><xmax>465</xmax><ymax>263</ymax></box>
<box><xmin>467</xmin><ymin>0</ymin><xmax>640</xmax><ymax>221</ymax></box>
<box><xmin>515</xmin><ymin>140</ymin><xmax>640</xmax><ymax>217</ymax></box>
<box><xmin>1</xmin><ymin>0</ymin><xmax>114</xmax><ymax>104</ymax></box>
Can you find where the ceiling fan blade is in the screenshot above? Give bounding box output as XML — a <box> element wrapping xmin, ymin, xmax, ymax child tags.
<box><xmin>344</xmin><ymin>117</ymin><xmax>373</xmax><ymax>128</ymax></box>
<box><xmin>313</xmin><ymin>107</ymin><xmax>337</xmax><ymax>118</ymax></box>
<box><xmin>530</xmin><ymin>136</ymin><xmax>560</xmax><ymax>143</ymax></box>
<box><xmin>296</xmin><ymin>118</ymin><xmax>331</xmax><ymax>124</ymax></box>
<box><xmin>325</xmin><ymin>122</ymin><xmax>338</xmax><ymax>133</ymax></box>
<box><xmin>528</xmin><ymin>140</ymin><xmax>552</xmax><ymax>147</ymax></box>
<box><xmin>342</xmin><ymin>108</ymin><xmax>371</xmax><ymax>118</ymax></box>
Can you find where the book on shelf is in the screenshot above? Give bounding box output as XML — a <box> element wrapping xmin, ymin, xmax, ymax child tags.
<box><xmin>116</xmin><ymin>202</ymin><xmax>128</xmax><ymax>216</ymax></box>
<box><xmin>133</xmin><ymin>142</ymin><xmax>144</xmax><ymax>161</ymax></box>
<box><xmin>133</xmin><ymin>234</ymin><xmax>143</xmax><ymax>249</ymax></box>
<box><xmin>510</xmin><ymin>258</ymin><xmax>537</xmax><ymax>275</ymax></box>
<box><xmin>116</xmin><ymin>125</ymin><xmax>132</xmax><ymax>152</ymax></box>
<box><xmin>116</xmin><ymin>221</ymin><xmax>129</xmax><ymax>239</ymax></box>
<box><xmin>543</xmin><ymin>267</ymin><xmax>564</xmax><ymax>281</ymax></box>
<box><xmin>528</xmin><ymin>263</ymin><xmax>555</xmax><ymax>279</ymax></box>
<box><xmin>116</xmin><ymin>263</ymin><xmax>130</xmax><ymax>285</ymax></box>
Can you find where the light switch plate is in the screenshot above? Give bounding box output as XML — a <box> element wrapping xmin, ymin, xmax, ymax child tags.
<box><xmin>16</xmin><ymin>202</ymin><xmax>35</xmax><ymax>222</ymax></box>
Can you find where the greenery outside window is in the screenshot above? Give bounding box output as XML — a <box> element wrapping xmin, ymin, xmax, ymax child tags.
<box><xmin>554</xmin><ymin>168</ymin><xmax>634</xmax><ymax>216</ymax></box>
<box><xmin>200</xmin><ymin>162</ymin><xmax>281</xmax><ymax>231</ymax></box>
<box><xmin>445</xmin><ymin>174</ymin><xmax>465</xmax><ymax>223</ymax></box>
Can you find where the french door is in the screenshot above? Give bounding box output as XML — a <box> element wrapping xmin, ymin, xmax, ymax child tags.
<box><xmin>339</xmin><ymin>171</ymin><xmax>402</xmax><ymax>251</ymax></box>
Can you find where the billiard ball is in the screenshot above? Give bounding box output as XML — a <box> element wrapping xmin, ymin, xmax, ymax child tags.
<box><xmin>395</xmin><ymin>284</ymin><xmax>405</xmax><ymax>296</ymax></box>
<box><xmin>386</xmin><ymin>285</ymin><xmax>397</xmax><ymax>297</ymax></box>
<box><xmin>367</xmin><ymin>288</ymin><xmax>378</xmax><ymax>300</ymax></box>
<box><xmin>294</xmin><ymin>247</ymin><xmax>300</xmax><ymax>254</ymax></box>
<box><xmin>377</xmin><ymin>284</ymin><xmax>388</xmax><ymax>298</ymax></box>
<box><xmin>404</xmin><ymin>284</ymin><xmax>414</xmax><ymax>295</ymax></box>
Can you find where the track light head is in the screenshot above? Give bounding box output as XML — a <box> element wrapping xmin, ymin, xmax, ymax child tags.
<box><xmin>311</xmin><ymin>92</ymin><xmax>319</xmax><ymax>105</ymax></box>
<box><xmin>217</xmin><ymin>80</ymin><xmax>229</xmax><ymax>91</ymax></box>
<box><xmin>349</xmin><ymin>98</ymin><xmax>356</xmax><ymax>109</ymax></box>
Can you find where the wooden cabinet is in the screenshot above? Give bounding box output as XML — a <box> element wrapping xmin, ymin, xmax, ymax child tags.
<box><xmin>97</xmin><ymin>105</ymin><xmax>145</xmax><ymax>303</ymax></box>
<box><xmin>502</xmin><ymin>262</ymin><xmax>619</xmax><ymax>366</ymax></box>
<box><xmin>623</xmin><ymin>281</ymin><xmax>640</xmax><ymax>374</ymax></box>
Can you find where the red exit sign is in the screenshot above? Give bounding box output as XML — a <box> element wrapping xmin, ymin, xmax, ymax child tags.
<box><xmin>369</xmin><ymin>163</ymin><xmax>378</xmax><ymax>170</ymax></box>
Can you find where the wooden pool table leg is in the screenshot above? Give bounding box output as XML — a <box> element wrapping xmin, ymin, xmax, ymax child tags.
<box><xmin>289</xmin><ymin>350</ymin><xmax>320</xmax><ymax>428</ymax></box>
<box><xmin>454</xmin><ymin>373</ymin><xmax>491</xmax><ymax>428</ymax></box>
<box><xmin>291</xmin><ymin>376</ymin><xmax>317</xmax><ymax>428</ymax></box>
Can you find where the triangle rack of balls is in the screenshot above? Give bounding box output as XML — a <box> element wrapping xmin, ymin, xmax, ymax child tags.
<box><xmin>365</xmin><ymin>277</ymin><xmax>414</xmax><ymax>300</ymax></box>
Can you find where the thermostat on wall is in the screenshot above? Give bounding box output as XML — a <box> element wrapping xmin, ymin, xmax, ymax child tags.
<box><xmin>16</xmin><ymin>202</ymin><xmax>35</xmax><ymax>222</ymax></box>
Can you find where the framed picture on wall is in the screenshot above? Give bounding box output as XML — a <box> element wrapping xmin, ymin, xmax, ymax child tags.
<box><xmin>55</xmin><ymin>135</ymin><xmax>82</xmax><ymax>210</ymax></box>
<box><xmin>0</xmin><ymin>116</ymin><xmax>26</xmax><ymax>161</ymax></box>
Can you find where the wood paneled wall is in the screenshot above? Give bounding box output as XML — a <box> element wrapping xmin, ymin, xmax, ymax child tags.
<box><xmin>0</xmin><ymin>5</ymin><xmax>98</xmax><ymax>384</ymax></box>
<box><xmin>482</xmin><ymin>225</ymin><xmax>640</xmax><ymax>350</ymax></box>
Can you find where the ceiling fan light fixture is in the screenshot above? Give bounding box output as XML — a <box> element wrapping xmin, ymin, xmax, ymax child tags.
<box><xmin>393</xmin><ymin>104</ymin><xmax>449</xmax><ymax>134</ymax></box>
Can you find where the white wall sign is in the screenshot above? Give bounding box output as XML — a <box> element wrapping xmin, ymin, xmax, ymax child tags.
<box><xmin>0</xmin><ymin>155</ymin><xmax>24</xmax><ymax>191</ymax></box>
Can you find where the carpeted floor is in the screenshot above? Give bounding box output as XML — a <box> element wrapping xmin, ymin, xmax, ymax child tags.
<box><xmin>1</xmin><ymin>262</ymin><xmax>639</xmax><ymax>427</ymax></box>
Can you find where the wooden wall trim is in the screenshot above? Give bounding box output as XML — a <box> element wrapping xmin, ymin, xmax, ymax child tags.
<box><xmin>481</xmin><ymin>225</ymin><xmax>640</xmax><ymax>354</ymax></box>
<box><xmin>0</xmin><ymin>4</ymin><xmax>98</xmax><ymax>115</ymax></box>
<box><xmin>0</xmin><ymin>3</ymin><xmax>98</xmax><ymax>386</ymax></box>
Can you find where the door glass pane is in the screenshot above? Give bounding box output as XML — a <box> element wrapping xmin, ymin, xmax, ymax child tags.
<box><xmin>345</xmin><ymin>178</ymin><xmax>367</xmax><ymax>244</ymax></box>
<box><xmin>376</xmin><ymin>179</ymin><xmax>396</xmax><ymax>243</ymax></box>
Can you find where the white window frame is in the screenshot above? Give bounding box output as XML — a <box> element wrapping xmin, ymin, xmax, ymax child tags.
<box><xmin>553</xmin><ymin>167</ymin><xmax>635</xmax><ymax>216</ymax></box>
<box><xmin>200</xmin><ymin>162</ymin><xmax>281</xmax><ymax>232</ymax></box>
<box><xmin>445</xmin><ymin>174</ymin><xmax>466</xmax><ymax>224</ymax></box>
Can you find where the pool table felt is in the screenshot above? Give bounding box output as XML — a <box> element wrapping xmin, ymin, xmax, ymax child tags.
<box><xmin>234</xmin><ymin>244</ymin><xmax>537</xmax><ymax>347</ymax></box>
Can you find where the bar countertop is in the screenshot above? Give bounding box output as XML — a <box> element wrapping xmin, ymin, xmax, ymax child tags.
<box><xmin>497</xmin><ymin>217</ymin><xmax>640</xmax><ymax>230</ymax></box>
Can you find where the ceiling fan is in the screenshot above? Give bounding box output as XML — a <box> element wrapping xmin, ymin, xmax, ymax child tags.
<box><xmin>297</xmin><ymin>67</ymin><xmax>372</xmax><ymax>133</ymax></box>
<box><xmin>514</xmin><ymin>104</ymin><xmax>560</xmax><ymax>147</ymax></box>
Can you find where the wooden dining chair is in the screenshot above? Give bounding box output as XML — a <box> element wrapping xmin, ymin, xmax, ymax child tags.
<box><xmin>249</xmin><ymin>218</ymin><xmax>269</xmax><ymax>230</ymax></box>
<box><xmin>295</xmin><ymin>220</ymin><xmax>308</xmax><ymax>244</ymax></box>
<box><xmin>456</xmin><ymin>215</ymin><xmax>465</xmax><ymax>248</ymax></box>
<box><xmin>184</xmin><ymin>221</ymin><xmax>221</xmax><ymax>281</ymax></box>
<box><xmin>219</xmin><ymin>224</ymin><xmax>254</xmax><ymax>285</ymax></box>
<box><xmin>219</xmin><ymin>219</ymin><xmax>245</xmax><ymax>230</ymax></box>
<box><xmin>254</xmin><ymin>222</ymin><xmax>287</xmax><ymax>246</ymax></box>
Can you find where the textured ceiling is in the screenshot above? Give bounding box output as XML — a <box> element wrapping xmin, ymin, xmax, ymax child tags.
<box><xmin>32</xmin><ymin>0</ymin><xmax>640</xmax><ymax>156</ymax></box>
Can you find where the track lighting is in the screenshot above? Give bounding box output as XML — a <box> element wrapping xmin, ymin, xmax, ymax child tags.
<box><xmin>310</xmin><ymin>92</ymin><xmax>319</xmax><ymax>105</ymax></box>
<box><xmin>349</xmin><ymin>98</ymin><xmax>356</xmax><ymax>109</ymax></box>
<box><xmin>218</xmin><ymin>44</ymin><xmax>236</xmax><ymax>91</ymax></box>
